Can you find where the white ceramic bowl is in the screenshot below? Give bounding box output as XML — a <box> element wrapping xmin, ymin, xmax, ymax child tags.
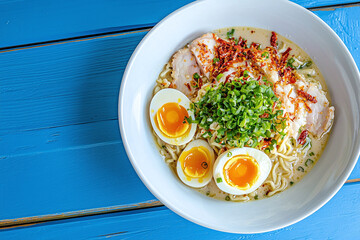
<box><xmin>119</xmin><ymin>0</ymin><xmax>360</xmax><ymax>233</ymax></box>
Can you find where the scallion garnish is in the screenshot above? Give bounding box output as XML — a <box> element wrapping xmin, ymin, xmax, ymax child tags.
<box><xmin>287</xmin><ymin>58</ymin><xmax>295</xmax><ymax>69</ymax></box>
<box><xmin>227</xmin><ymin>152</ymin><xmax>232</xmax><ymax>157</ymax></box>
<box><xmin>290</xmin><ymin>181</ymin><xmax>294</xmax><ymax>185</ymax></box>
<box><xmin>297</xmin><ymin>166</ymin><xmax>304</xmax><ymax>172</ymax></box>
<box><xmin>299</xmin><ymin>61</ymin><xmax>312</xmax><ymax>69</ymax></box>
<box><xmin>305</xmin><ymin>159</ymin><xmax>314</xmax><ymax>167</ymax></box>
<box><xmin>254</xmin><ymin>195</ymin><xmax>259</xmax><ymax>200</ymax></box>
<box><xmin>227</xmin><ymin>29</ymin><xmax>235</xmax><ymax>39</ymax></box>
<box><xmin>243</xmin><ymin>70</ymin><xmax>249</xmax><ymax>78</ymax></box>
<box><xmin>261</xmin><ymin>51</ymin><xmax>269</xmax><ymax>59</ymax></box>
<box><xmin>193</xmin><ymin>72</ymin><xmax>200</xmax><ymax>80</ymax></box>
<box><xmin>189</xmin><ymin>81</ymin><xmax>285</xmax><ymax>148</ymax></box>
<box><xmin>213</xmin><ymin>58</ymin><xmax>220</xmax><ymax>64</ymax></box>
<box><xmin>216</xmin><ymin>177</ymin><xmax>223</xmax><ymax>183</ymax></box>
<box><xmin>216</xmin><ymin>73</ymin><xmax>224</xmax><ymax>81</ymax></box>
<box><xmin>287</xmin><ymin>58</ymin><xmax>312</xmax><ymax>70</ymax></box>
<box><xmin>309</xmin><ymin>152</ymin><xmax>314</xmax><ymax>156</ymax></box>
<box><xmin>225</xmin><ymin>195</ymin><xmax>231</xmax><ymax>201</ymax></box>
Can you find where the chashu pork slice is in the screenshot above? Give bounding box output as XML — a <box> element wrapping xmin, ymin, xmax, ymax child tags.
<box><xmin>171</xmin><ymin>47</ymin><xmax>201</xmax><ymax>97</ymax></box>
<box><xmin>189</xmin><ymin>33</ymin><xmax>217</xmax><ymax>79</ymax></box>
<box><xmin>304</xmin><ymin>83</ymin><xmax>335</xmax><ymax>138</ymax></box>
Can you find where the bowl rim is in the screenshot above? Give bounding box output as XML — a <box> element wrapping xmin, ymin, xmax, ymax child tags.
<box><xmin>119</xmin><ymin>0</ymin><xmax>360</xmax><ymax>233</ymax></box>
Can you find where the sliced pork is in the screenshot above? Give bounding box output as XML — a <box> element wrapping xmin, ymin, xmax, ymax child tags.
<box><xmin>171</xmin><ymin>48</ymin><xmax>201</xmax><ymax>97</ymax></box>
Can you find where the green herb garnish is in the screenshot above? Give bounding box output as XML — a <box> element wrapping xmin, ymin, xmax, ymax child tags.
<box><xmin>290</xmin><ymin>181</ymin><xmax>294</xmax><ymax>185</ymax></box>
<box><xmin>302</xmin><ymin>137</ymin><xmax>312</xmax><ymax>150</ymax></box>
<box><xmin>216</xmin><ymin>73</ymin><xmax>224</xmax><ymax>81</ymax></box>
<box><xmin>287</xmin><ymin>58</ymin><xmax>312</xmax><ymax>70</ymax></box>
<box><xmin>243</xmin><ymin>70</ymin><xmax>249</xmax><ymax>78</ymax></box>
<box><xmin>299</xmin><ymin>61</ymin><xmax>312</xmax><ymax>69</ymax></box>
<box><xmin>206</xmin><ymin>191</ymin><xmax>210</xmax><ymax>196</ymax></box>
<box><xmin>261</xmin><ymin>51</ymin><xmax>269</xmax><ymax>59</ymax></box>
<box><xmin>227</xmin><ymin>152</ymin><xmax>232</xmax><ymax>157</ymax></box>
<box><xmin>216</xmin><ymin>177</ymin><xmax>223</xmax><ymax>183</ymax></box>
<box><xmin>254</xmin><ymin>195</ymin><xmax>259</xmax><ymax>200</ymax></box>
<box><xmin>227</xmin><ymin>29</ymin><xmax>235</xmax><ymax>39</ymax></box>
<box><xmin>193</xmin><ymin>72</ymin><xmax>200</xmax><ymax>80</ymax></box>
<box><xmin>305</xmin><ymin>159</ymin><xmax>314</xmax><ymax>167</ymax></box>
<box><xmin>297</xmin><ymin>166</ymin><xmax>304</xmax><ymax>172</ymax></box>
<box><xmin>188</xmin><ymin>81</ymin><xmax>285</xmax><ymax>148</ymax></box>
<box><xmin>287</xmin><ymin>58</ymin><xmax>295</xmax><ymax>69</ymax></box>
<box><xmin>213</xmin><ymin>58</ymin><xmax>220</xmax><ymax>64</ymax></box>
<box><xmin>225</xmin><ymin>195</ymin><xmax>231</xmax><ymax>201</ymax></box>
<box><xmin>309</xmin><ymin>152</ymin><xmax>314</xmax><ymax>156</ymax></box>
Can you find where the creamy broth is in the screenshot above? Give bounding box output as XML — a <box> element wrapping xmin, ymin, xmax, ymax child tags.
<box><xmin>152</xmin><ymin>26</ymin><xmax>333</xmax><ymax>202</ymax></box>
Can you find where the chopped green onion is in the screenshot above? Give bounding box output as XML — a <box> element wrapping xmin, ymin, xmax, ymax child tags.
<box><xmin>287</xmin><ymin>58</ymin><xmax>312</xmax><ymax>70</ymax></box>
<box><xmin>243</xmin><ymin>70</ymin><xmax>249</xmax><ymax>78</ymax></box>
<box><xmin>193</xmin><ymin>72</ymin><xmax>200</xmax><ymax>80</ymax></box>
<box><xmin>189</xmin><ymin>81</ymin><xmax>285</xmax><ymax>149</ymax></box>
<box><xmin>201</xmin><ymin>131</ymin><xmax>212</xmax><ymax>138</ymax></box>
<box><xmin>254</xmin><ymin>195</ymin><xmax>259</xmax><ymax>200</ymax></box>
<box><xmin>227</xmin><ymin>29</ymin><xmax>235</xmax><ymax>39</ymax></box>
<box><xmin>216</xmin><ymin>177</ymin><xmax>223</xmax><ymax>183</ymax></box>
<box><xmin>287</xmin><ymin>58</ymin><xmax>295</xmax><ymax>69</ymax></box>
<box><xmin>225</xmin><ymin>195</ymin><xmax>231</xmax><ymax>201</ymax></box>
<box><xmin>206</xmin><ymin>191</ymin><xmax>210</xmax><ymax>196</ymax></box>
<box><xmin>261</xmin><ymin>51</ymin><xmax>269</xmax><ymax>59</ymax></box>
<box><xmin>305</xmin><ymin>159</ymin><xmax>314</xmax><ymax>167</ymax></box>
<box><xmin>302</xmin><ymin>137</ymin><xmax>312</xmax><ymax>150</ymax></box>
<box><xmin>297</xmin><ymin>166</ymin><xmax>304</xmax><ymax>172</ymax></box>
<box><xmin>227</xmin><ymin>152</ymin><xmax>232</xmax><ymax>157</ymax></box>
<box><xmin>216</xmin><ymin>73</ymin><xmax>224</xmax><ymax>81</ymax></box>
<box><xmin>299</xmin><ymin>61</ymin><xmax>312</xmax><ymax>69</ymax></box>
<box><xmin>290</xmin><ymin>181</ymin><xmax>294</xmax><ymax>185</ymax></box>
<box><xmin>309</xmin><ymin>152</ymin><xmax>315</xmax><ymax>156</ymax></box>
<box><xmin>213</xmin><ymin>58</ymin><xmax>220</xmax><ymax>64</ymax></box>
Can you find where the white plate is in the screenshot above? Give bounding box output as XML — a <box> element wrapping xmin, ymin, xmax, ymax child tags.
<box><xmin>119</xmin><ymin>0</ymin><xmax>360</xmax><ymax>233</ymax></box>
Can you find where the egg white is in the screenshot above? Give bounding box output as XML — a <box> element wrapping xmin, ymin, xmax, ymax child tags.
<box><xmin>149</xmin><ymin>88</ymin><xmax>197</xmax><ymax>145</ymax></box>
<box><xmin>177</xmin><ymin>139</ymin><xmax>215</xmax><ymax>188</ymax></box>
<box><xmin>213</xmin><ymin>147</ymin><xmax>272</xmax><ymax>195</ymax></box>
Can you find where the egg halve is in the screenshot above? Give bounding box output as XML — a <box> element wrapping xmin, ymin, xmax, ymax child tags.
<box><xmin>177</xmin><ymin>139</ymin><xmax>215</xmax><ymax>188</ymax></box>
<box><xmin>213</xmin><ymin>147</ymin><xmax>272</xmax><ymax>195</ymax></box>
<box><xmin>149</xmin><ymin>88</ymin><xmax>197</xmax><ymax>145</ymax></box>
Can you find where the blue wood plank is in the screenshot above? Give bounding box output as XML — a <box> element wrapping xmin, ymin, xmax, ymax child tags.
<box><xmin>0</xmin><ymin>0</ymin><xmax>193</xmax><ymax>49</ymax></box>
<box><xmin>0</xmin><ymin>0</ymin><xmax>357</xmax><ymax>48</ymax></box>
<box><xmin>0</xmin><ymin>6</ymin><xmax>359</xmax><ymax>222</ymax></box>
<box><xmin>0</xmin><ymin>120</ymin><xmax>156</xmax><ymax>220</ymax></box>
<box><xmin>293</xmin><ymin>0</ymin><xmax>360</xmax><ymax>8</ymax></box>
<box><xmin>1</xmin><ymin>183</ymin><xmax>359</xmax><ymax>239</ymax></box>
<box><xmin>312</xmin><ymin>6</ymin><xmax>360</xmax><ymax>66</ymax></box>
<box><xmin>0</xmin><ymin>30</ymin><xmax>147</xmax><ymax>133</ymax></box>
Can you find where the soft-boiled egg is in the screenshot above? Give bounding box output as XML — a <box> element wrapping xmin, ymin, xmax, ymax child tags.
<box><xmin>213</xmin><ymin>147</ymin><xmax>271</xmax><ymax>195</ymax></box>
<box><xmin>177</xmin><ymin>139</ymin><xmax>215</xmax><ymax>188</ymax></box>
<box><xmin>150</xmin><ymin>88</ymin><xmax>197</xmax><ymax>145</ymax></box>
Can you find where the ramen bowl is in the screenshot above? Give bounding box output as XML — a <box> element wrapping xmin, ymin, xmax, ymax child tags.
<box><xmin>119</xmin><ymin>0</ymin><xmax>360</xmax><ymax>233</ymax></box>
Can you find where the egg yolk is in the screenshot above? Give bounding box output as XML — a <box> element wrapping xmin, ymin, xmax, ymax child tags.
<box><xmin>223</xmin><ymin>155</ymin><xmax>260</xmax><ymax>190</ymax></box>
<box><xmin>180</xmin><ymin>146</ymin><xmax>210</xmax><ymax>180</ymax></box>
<box><xmin>156</xmin><ymin>102</ymin><xmax>190</xmax><ymax>138</ymax></box>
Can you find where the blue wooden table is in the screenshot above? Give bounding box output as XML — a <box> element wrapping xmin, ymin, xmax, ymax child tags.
<box><xmin>1</xmin><ymin>0</ymin><xmax>359</xmax><ymax>239</ymax></box>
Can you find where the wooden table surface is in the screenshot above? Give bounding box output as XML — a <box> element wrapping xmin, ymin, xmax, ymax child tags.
<box><xmin>1</xmin><ymin>0</ymin><xmax>359</xmax><ymax>239</ymax></box>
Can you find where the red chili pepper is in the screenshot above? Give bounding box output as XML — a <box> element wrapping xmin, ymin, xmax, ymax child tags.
<box><xmin>259</xmin><ymin>113</ymin><xmax>270</xmax><ymax>118</ymax></box>
<box><xmin>270</xmin><ymin>31</ymin><xmax>278</xmax><ymax>48</ymax></box>
<box><xmin>298</xmin><ymin>130</ymin><xmax>308</xmax><ymax>145</ymax></box>
<box><xmin>297</xmin><ymin>89</ymin><xmax>317</xmax><ymax>103</ymax></box>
